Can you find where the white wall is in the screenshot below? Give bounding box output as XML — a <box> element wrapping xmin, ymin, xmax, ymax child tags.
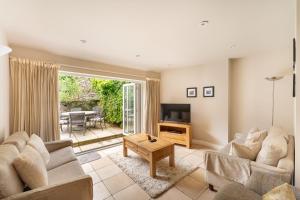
<box><xmin>0</xmin><ymin>31</ymin><xmax>10</xmax><ymax>142</ymax></box>
<box><xmin>229</xmin><ymin>49</ymin><xmax>294</xmax><ymax>140</ymax></box>
<box><xmin>161</xmin><ymin>60</ymin><xmax>229</xmax><ymax>147</ymax></box>
<box><xmin>161</xmin><ymin>49</ymin><xmax>294</xmax><ymax>148</ymax></box>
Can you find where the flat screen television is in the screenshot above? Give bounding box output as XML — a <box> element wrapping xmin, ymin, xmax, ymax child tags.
<box><xmin>160</xmin><ymin>104</ymin><xmax>191</xmax><ymax>123</ymax></box>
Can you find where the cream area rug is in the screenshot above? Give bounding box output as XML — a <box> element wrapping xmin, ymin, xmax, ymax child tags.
<box><xmin>109</xmin><ymin>151</ymin><xmax>198</xmax><ymax>198</ymax></box>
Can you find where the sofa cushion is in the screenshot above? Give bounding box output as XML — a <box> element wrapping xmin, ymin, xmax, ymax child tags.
<box><xmin>28</xmin><ymin>134</ymin><xmax>50</xmax><ymax>165</ymax></box>
<box><xmin>3</xmin><ymin>131</ymin><xmax>29</xmax><ymax>152</ymax></box>
<box><xmin>13</xmin><ymin>145</ymin><xmax>48</xmax><ymax>189</ymax></box>
<box><xmin>46</xmin><ymin>146</ymin><xmax>77</xmax><ymax>170</ymax></box>
<box><xmin>213</xmin><ymin>182</ymin><xmax>262</xmax><ymax>200</ymax></box>
<box><xmin>256</xmin><ymin>134</ymin><xmax>288</xmax><ymax>167</ymax></box>
<box><xmin>0</xmin><ymin>144</ymin><xmax>24</xmax><ymax>199</ymax></box>
<box><xmin>48</xmin><ymin>160</ymin><xmax>85</xmax><ymax>185</ymax></box>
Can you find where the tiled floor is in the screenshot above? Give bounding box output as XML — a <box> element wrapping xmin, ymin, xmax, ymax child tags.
<box><xmin>80</xmin><ymin>144</ymin><xmax>217</xmax><ymax>200</ymax></box>
<box><xmin>61</xmin><ymin>126</ymin><xmax>123</xmax><ymax>152</ymax></box>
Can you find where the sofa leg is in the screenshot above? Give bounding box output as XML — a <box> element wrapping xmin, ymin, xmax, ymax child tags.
<box><xmin>209</xmin><ymin>184</ymin><xmax>217</xmax><ymax>192</ymax></box>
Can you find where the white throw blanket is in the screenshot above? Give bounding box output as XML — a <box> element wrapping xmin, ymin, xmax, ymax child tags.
<box><xmin>204</xmin><ymin>151</ymin><xmax>251</xmax><ymax>184</ymax></box>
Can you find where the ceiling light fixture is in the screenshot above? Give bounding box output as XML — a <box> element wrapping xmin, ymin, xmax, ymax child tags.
<box><xmin>200</xmin><ymin>20</ymin><xmax>209</xmax><ymax>26</ymax></box>
<box><xmin>230</xmin><ymin>44</ymin><xmax>236</xmax><ymax>49</ymax></box>
<box><xmin>80</xmin><ymin>39</ymin><xmax>87</xmax><ymax>44</ymax></box>
<box><xmin>135</xmin><ymin>54</ymin><xmax>140</xmax><ymax>58</ymax></box>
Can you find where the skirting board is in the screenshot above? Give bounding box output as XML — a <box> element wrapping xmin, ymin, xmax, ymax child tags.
<box><xmin>192</xmin><ymin>139</ymin><xmax>222</xmax><ymax>150</ymax></box>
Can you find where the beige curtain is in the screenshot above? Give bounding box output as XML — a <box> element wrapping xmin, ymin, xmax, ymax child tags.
<box><xmin>145</xmin><ymin>79</ymin><xmax>160</xmax><ymax>136</ymax></box>
<box><xmin>10</xmin><ymin>57</ymin><xmax>60</xmax><ymax>141</ymax></box>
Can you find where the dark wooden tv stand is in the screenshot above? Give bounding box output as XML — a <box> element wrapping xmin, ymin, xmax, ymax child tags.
<box><xmin>157</xmin><ymin>122</ymin><xmax>192</xmax><ymax>148</ymax></box>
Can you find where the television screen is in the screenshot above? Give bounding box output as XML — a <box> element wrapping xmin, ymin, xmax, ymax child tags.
<box><xmin>160</xmin><ymin>104</ymin><xmax>191</xmax><ymax>123</ymax></box>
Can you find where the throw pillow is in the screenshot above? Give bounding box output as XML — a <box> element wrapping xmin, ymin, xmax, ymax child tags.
<box><xmin>13</xmin><ymin>145</ymin><xmax>48</xmax><ymax>189</ymax></box>
<box><xmin>230</xmin><ymin>142</ymin><xmax>261</xmax><ymax>160</ymax></box>
<box><xmin>3</xmin><ymin>131</ymin><xmax>30</xmax><ymax>152</ymax></box>
<box><xmin>229</xmin><ymin>129</ymin><xmax>267</xmax><ymax>160</ymax></box>
<box><xmin>0</xmin><ymin>144</ymin><xmax>24</xmax><ymax>198</ymax></box>
<box><xmin>244</xmin><ymin>130</ymin><xmax>267</xmax><ymax>146</ymax></box>
<box><xmin>268</xmin><ymin>126</ymin><xmax>290</xmax><ymax>143</ymax></box>
<box><xmin>263</xmin><ymin>183</ymin><xmax>296</xmax><ymax>200</ymax></box>
<box><xmin>28</xmin><ymin>134</ymin><xmax>50</xmax><ymax>165</ymax></box>
<box><xmin>256</xmin><ymin>134</ymin><xmax>288</xmax><ymax>166</ymax></box>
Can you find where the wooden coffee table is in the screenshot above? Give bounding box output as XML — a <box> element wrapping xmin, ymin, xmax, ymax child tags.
<box><xmin>123</xmin><ymin>133</ymin><xmax>175</xmax><ymax>177</ymax></box>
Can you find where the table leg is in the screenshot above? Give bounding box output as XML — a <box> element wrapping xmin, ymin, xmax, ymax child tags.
<box><xmin>169</xmin><ymin>146</ymin><xmax>175</xmax><ymax>167</ymax></box>
<box><xmin>150</xmin><ymin>159</ymin><xmax>156</xmax><ymax>177</ymax></box>
<box><xmin>123</xmin><ymin>141</ymin><xmax>128</xmax><ymax>157</ymax></box>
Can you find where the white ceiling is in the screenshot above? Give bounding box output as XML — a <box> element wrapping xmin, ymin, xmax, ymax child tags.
<box><xmin>0</xmin><ymin>0</ymin><xmax>295</xmax><ymax>71</ymax></box>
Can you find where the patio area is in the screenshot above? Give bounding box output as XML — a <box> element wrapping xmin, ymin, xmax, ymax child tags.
<box><xmin>60</xmin><ymin>125</ymin><xmax>123</xmax><ymax>153</ymax></box>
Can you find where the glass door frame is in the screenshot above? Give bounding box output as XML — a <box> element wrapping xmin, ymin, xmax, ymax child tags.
<box><xmin>123</xmin><ymin>83</ymin><xmax>136</xmax><ymax>135</ymax></box>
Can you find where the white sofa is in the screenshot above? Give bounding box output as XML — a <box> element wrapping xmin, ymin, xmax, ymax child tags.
<box><xmin>204</xmin><ymin>130</ymin><xmax>295</xmax><ymax>191</ymax></box>
<box><xmin>0</xmin><ymin>132</ymin><xmax>93</xmax><ymax>200</ymax></box>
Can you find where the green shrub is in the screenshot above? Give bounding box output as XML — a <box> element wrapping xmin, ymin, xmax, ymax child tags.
<box><xmin>59</xmin><ymin>74</ymin><xmax>126</xmax><ymax>127</ymax></box>
<box><xmin>91</xmin><ymin>79</ymin><xmax>126</xmax><ymax>126</ymax></box>
<box><xmin>59</xmin><ymin>75</ymin><xmax>81</xmax><ymax>102</ymax></box>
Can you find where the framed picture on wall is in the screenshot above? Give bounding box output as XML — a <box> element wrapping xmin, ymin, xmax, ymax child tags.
<box><xmin>186</xmin><ymin>87</ymin><xmax>197</xmax><ymax>97</ymax></box>
<box><xmin>203</xmin><ymin>86</ymin><xmax>214</xmax><ymax>97</ymax></box>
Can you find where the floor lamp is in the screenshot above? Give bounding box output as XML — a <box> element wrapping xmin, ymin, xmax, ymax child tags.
<box><xmin>265</xmin><ymin>76</ymin><xmax>283</xmax><ymax>126</ymax></box>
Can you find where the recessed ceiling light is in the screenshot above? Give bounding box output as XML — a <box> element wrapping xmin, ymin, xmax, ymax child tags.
<box><xmin>200</xmin><ymin>20</ymin><xmax>209</xmax><ymax>26</ymax></box>
<box><xmin>80</xmin><ymin>39</ymin><xmax>87</xmax><ymax>44</ymax></box>
<box><xmin>230</xmin><ymin>44</ymin><xmax>236</xmax><ymax>49</ymax></box>
<box><xmin>135</xmin><ymin>54</ymin><xmax>140</xmax><ymax>58</ymax></box>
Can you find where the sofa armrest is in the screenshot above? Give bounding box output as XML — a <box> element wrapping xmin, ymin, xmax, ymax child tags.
<box><xmin>5</xmin><ymin>175</ymin><xmax>93</xmax><ymax>200</ymax></box>
<box><xmin>44</xmin><ymin>139</ymin><xmax>73</xmax><ymax>153</ymax></box>
<box><xmin>277</xmin><ymin>135</ymin><xmax>294</xmax><ymax>172</ymax></box>
<box><xmin>250</xmin><ymin>161</ymin><xmax>292</xmax><ymax>183</ymax></box>
<box><xmin>204</xmin><ymin>151</ymin><xmax>251</xmax><ymax>184</ymax></box>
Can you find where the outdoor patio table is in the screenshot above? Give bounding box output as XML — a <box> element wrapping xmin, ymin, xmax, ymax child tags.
<box><xmin>60</xmin><ymin>111</ymin><xmax>97</xmax><ymax>118</ymax></box>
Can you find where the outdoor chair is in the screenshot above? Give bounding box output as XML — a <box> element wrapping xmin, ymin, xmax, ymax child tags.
<box><xmin>89</xmin><ymin>106</ymin><xmax>106</xmax><ymax>130</ymax></box>
<box><xmin>59</xmin><ymin>117</ymin><xmax>69</xmax><ymax>132</ymax></box>
<box><xmin>69</xmin><ymin>112</ymin><xmax>87</xmax><ymax>136</ymax></box>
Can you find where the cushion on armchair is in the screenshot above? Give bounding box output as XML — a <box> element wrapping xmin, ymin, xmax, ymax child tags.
<box><xmin>268</xmin><ymin>126</ymin><xmax>290</xmax><ymax>142</ymax></box>
<box><xmin>230</xmin><ymin>129</ymin><xmax>267</xmax><ymax>161</ymax></box>
<box><xmin>244</xmin><ymin>130</ymin><xmax>267</xmax><ymax>145</ymax></box>
<box><xmin>256</xmin><ymin>134</ymin><xmax>288</xmax><ymax>167</ymax></box>
<box><xmin>230</xmin><ymin>142</ymin><xmax>261</xmax><ymax>160</ymax></box>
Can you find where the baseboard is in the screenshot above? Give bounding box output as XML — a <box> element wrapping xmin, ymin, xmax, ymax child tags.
<box><xmin>192</xmin><ymin>139</ymin><xmax>222</xmax><ymax>150</ymax></box>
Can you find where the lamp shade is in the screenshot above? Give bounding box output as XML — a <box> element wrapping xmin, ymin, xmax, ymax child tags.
<box><xmin>265</xmin><ymin>76</ymin><xmax>283</xmax><ymax>81</ymax></box>
<box><xmin>0</xmin><ymin>44</ymin><xmax>12</xmax><ymax>56</ymax></box>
